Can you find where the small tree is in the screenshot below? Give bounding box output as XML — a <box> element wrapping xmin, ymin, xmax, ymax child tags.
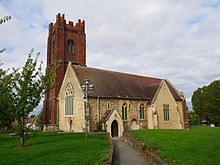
<box><xmin>13</xmin><ymin>49</ymin><xmax>53</xmax><ymax>147</ymax></box>
<box><xmin>0</xmin><ymin>62</ymin><xmax>15</xmax><ymax>131</ymax></box>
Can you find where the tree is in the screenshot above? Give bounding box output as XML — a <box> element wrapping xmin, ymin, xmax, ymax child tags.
<box><xmin>205</xmin><ymin>80</ymin><xmax>220</xmax><ymax>124</ymax></box>
<box><xmin>0</xmin><ymin>62</ymin><xmax>15</xmax><ymax>131</ymax></box>
<box><xmin>192</xmin><ymin>80</ymin><xmax>220</xmax><ymax>125</ymax></box>
<box><xmin>13</xmin><ymin>49</ymin><xmax>53</xmax><ymax>147</ymax></box>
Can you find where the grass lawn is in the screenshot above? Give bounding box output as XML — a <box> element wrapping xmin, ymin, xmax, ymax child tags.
<box><xmin>0</xmin><ymin>131</ymin><xmax>111</xmax><ymax>165</ymax></box>
<box><xmin>129</xmin><ymin>126</ymin><xmax>220</xmax><ymax>165</ymax></box>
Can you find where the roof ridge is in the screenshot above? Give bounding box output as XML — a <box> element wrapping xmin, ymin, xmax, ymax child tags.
<box><xmin>72</xmin><ymin>64</ymin><xmax>162</xmax><ymax>81</ymax></box>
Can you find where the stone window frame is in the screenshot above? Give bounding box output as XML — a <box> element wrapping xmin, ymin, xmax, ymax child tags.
<box><xmin>64</xmin><ymin>83</ymin><xmax>74</xmax><ymax>116</ymax></box>
<box><xmin>163</xmin><ymin>104</ymin><xmax>170</xmax><ymax>122</ymax></box>
<box><xmin>122</xmin><ymin>103</ymin><xmax>127</xmax><ymax>120</ymax></box>
<box><xmin>139</xmin><ymin>103</ymin><xmax>144</xmax><ymax>119</ymax></box>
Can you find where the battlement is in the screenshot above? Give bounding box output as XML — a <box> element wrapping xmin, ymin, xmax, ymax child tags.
<box><xmin>49</xmin><ymin>13</ymin><xmax>85</xmax><ymax>35</ymax></box>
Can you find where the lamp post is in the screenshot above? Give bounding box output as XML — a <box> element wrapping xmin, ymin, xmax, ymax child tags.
<box><xmin>82</xmin><ymin>80</ymin><xmax>93</xmax><ymax>138</ymax></box>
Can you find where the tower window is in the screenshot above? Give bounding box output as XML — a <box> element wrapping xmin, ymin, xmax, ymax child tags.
<box><xmin>67</xmin><ymin>39</ymin><xmax>74</xmax><ymax>54</ymax></box>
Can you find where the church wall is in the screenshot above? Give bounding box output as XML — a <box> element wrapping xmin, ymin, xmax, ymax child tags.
<box><xmin>58</xmin><ymin>64</ymin><xmax>85</xmax><ymax>132</ymax></box>
<box><xmin>88</xmin><ymin>98</ymin><xmax>149</xmax><ymax>132</ymax></box>
<box><xmin>155</xmin><ymin>82</ymin><xmax>183</xmax><ymax>129</ymax></box>
<box><xmin>177</xmin><ymin>101</ymin><xmax>187</xmax><ymax>129</ymax></box>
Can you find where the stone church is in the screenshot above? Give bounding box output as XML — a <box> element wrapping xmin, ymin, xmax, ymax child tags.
<box><xmin>43</xmin><ymin>13</ymin><xmax>188</xmax><ymax>137</ymax></box>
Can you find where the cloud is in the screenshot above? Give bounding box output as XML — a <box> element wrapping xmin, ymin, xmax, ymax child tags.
<box><xmin>1</xmin><ymin>0</ymin><xmax>220</xmax><ymax>112</ymax></box>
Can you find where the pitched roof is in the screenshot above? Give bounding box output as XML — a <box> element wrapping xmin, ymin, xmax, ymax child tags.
<box><xmin>72</xmin><ymin>64</ymin><xmax>182</xmax><ymax>101</ymax></box>
<box><xmin>100</xmin><ymin>110</ymin><xmax>113</xmax><ymax>123</ymax></box>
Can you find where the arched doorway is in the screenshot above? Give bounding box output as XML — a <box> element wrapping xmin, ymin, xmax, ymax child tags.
<box><xmin>111</xmin><ymin>120</ymin><xmax>118</xmax><ymax>137</ymax></box>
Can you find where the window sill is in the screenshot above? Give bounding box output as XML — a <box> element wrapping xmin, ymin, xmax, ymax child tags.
<box><xmin>64</xmin><ymin>115</ymin><xmax>74</xmax><ymax>117</ymax></box>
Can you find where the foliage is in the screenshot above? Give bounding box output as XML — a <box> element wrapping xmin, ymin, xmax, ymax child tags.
<box><xmin>0</xmin><ymin>16</ymin><xmax>11</xmax><ymax>53</ymax></box>
<box><xmin>0</xmin><ymin>131</ymin><xmax>110</xmax><ymax>164</ymax></box>
<box><xmin>13</xmin><ymin>49</ymin><xmax>54</xmax><ymax>147</ymax></box>
<box><xmin>0</xmin><ymin>16</ymin><xmax>11</xmax><ymax>24</ymax></box>
<box><xmin>188</xmin><ymin>110</ymin><xmax>199</xmax><ymax>126</ymax></box>
<box><xmin>36</xmin><ymin>110</ymin><xmax>43</xmax><ymax>130</ymax></box>
<box><xmin>0</xmin><ymin>62</ymin><xmax>15</xmax><ymax>131</ymax></box>
<box><xmin>130</xmin><ymin>126</ymin><xmax>220</xmax><ymax>165</ymax></box>
<box><xmin>192</xmin><ymin>80</ymin><xmax>220</xmax><ymax>125</ymax></box>
<box><xmin>95</xmin><ymin>122</ymin><xmax>106</xmax><ymax>132</ymax></box>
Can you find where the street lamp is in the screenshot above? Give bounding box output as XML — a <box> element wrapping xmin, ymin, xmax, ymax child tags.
<box><xmin>82</xmin><ymin>80</ymin><xmax>93</xmax><ymax>138</ymax></box>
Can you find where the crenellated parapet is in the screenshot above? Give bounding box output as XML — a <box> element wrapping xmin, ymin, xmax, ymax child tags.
<box><xmin>49</xmin><ymin>13</ymin><xmax>85</xmax><ymax>35</ymax></box>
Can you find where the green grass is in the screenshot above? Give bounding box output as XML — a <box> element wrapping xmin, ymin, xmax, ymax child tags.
<box><xmin>129</xmin><ymin>126</ymin><xmax>220</xmax><ymax>165</ymax></box>
<box><xmin>0</xmin><ymin>131</ymin><xmax>111</xmax><ymax>165</ymax></box>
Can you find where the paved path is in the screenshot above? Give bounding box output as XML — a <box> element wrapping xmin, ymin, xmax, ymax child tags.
<box><xmin>112</xmin><ymin>137</ymin><xmax>150</xmax><ymax>165</ymax></box>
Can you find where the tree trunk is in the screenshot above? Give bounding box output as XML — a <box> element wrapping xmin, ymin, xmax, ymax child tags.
<box><xmin>20</xmin><ymin>136</ymin><xmax>25</xmax><ymax>147</ymax></box>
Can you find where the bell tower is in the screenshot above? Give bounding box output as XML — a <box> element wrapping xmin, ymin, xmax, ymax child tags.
<box><xmin>43</xmin><ymin>13</ymin><xmax>86</xmax><ymax>126</ymax></box>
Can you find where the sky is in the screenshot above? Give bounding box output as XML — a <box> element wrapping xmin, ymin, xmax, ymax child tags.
<box><xmin>1</xmin><ymin>0</ymin><xmax>220</xmax><ymax>114</ymax></box>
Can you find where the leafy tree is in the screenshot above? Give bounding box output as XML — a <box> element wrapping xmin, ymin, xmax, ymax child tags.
<box><xmin>192</xmin><ymin>80</ymin><xmax>220</xmax><ymax>125</ymax></box>
<box><xmin>13</xmin><ymin>49</ymin><xmax>53</xmax><ymax>147</ymax></box>
<box><xmin>0</xmin><ymin>62</ymin><xmax>15</xmax><ymax>131</ymax></box>
<box><xmin>205</xmin><ymin>81</ymin><xmax>220</xmax><ymax>124</ymax></box>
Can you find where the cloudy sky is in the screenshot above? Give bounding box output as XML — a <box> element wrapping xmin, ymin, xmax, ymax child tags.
<box><xmin>1</xmin><ymin>0</ymin><xmax>220</xmax><ymax>114</ymax></box>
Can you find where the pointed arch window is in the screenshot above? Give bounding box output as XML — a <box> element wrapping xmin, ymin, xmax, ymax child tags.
<box><xmin>67</xmin><ymin>39</ymin><xmax>74</xmax><ymax>54</ymax></box>
<box><xmin>65</xmin><ymin>83</ymin><xmax>74</xmax><ymax>116</ymax></box>
<box><xmin>140</xmin><ymin>103</ymin><xmax>144</xmax><ymax>119</ymax></box>
<box><xmin>122</xmin><ymin>103</ymin><xmax>127</xmax><ymax>120</ymax></box>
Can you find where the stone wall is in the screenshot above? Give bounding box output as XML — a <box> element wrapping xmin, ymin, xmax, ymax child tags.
<box><xmin>88</xmin><ymin>97</ymin><xmax>149</xmax><ymax>132</ymax></box>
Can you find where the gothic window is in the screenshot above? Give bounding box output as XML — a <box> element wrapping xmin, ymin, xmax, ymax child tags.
<box><xmin>163</xmin><ymin>104</ymin><xmax>170</xmax><ymax>121</ymax></box>
<box><xmin>140</xmin><ymin>103</ymin><xmax>144</xmax><ymax>119</ymax></box>
<box><xmin>65</xmin><ymin>83</ymin><xmax>74</xmax><ymax>116</ymax></box>
<box><xmin>122</xmin><ymin>103</ymin><xmax>127</xmax><ymax>120</ymax></box>
<box><xmin>67</xmin><ymin>39</ymin><xmax>74</xmax><ymax>54</ymax></box>
<box><xmin>107</xmin><ymin>101</ymin><xmax>111</xmax><ymax>110</ymax></box>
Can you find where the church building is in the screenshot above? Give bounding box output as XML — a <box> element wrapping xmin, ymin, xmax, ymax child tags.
<box><xmin>43</xmin><ymin>13</ymin><xmax>188</xmax><ymax>137</ymax></box>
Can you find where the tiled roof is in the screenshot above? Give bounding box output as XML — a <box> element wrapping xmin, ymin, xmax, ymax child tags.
<box><xmin>72</xmin><ymin>64</ymin><xmax>182</xmax><ymax>101</ymax></box>
<box><xmin>100</xmin><ymin>110</ymin><xmax>113</xmax><ymax>123</ymax></box>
